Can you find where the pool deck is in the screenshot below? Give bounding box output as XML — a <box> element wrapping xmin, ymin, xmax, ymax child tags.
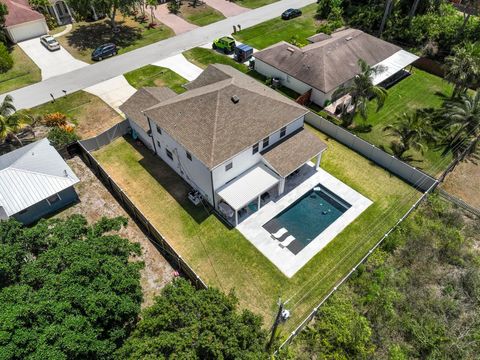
<box><xmin>237</xmin><ymin>163</ymin><xmax>372</xmax><ymax>278</ymax></box>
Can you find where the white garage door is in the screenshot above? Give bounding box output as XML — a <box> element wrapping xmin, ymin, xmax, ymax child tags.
<box><xmin>8</xmin><ymin>20</ymin><xmax>47</xmax><ymax>43</ymax></box>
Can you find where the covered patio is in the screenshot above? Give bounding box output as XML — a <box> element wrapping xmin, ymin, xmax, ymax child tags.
<box><xmin>216</xmin><ymin>164</ymin><xmax>279</xmax><ymax>226</ymax></box>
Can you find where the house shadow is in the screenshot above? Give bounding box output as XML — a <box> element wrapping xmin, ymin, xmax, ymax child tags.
<box><xmin>125</xmin><ymin>136</ymin><xmax>210</xmax><ymax>224</ymax></box>
<box><xmin>65</xmin><ymin>20</ymin><xmax>142</xmax><ymax>51</ymax></box>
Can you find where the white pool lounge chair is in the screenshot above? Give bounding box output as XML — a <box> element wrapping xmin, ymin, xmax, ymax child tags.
<box><xmin>271</xmin><ymin>228</ymin><xmax>288</xmax><ymax>239</ymax></box>
<box><xmin>279</xmin><ymin>235</ymin><xmax>296</xmax><ymax>248</ymax></box>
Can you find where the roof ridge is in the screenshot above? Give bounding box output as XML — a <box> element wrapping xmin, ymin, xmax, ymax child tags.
<box><xmin>209</xmin><ymin>89</ymin><xmax>222</xmax><ymax>166</ymax></box>
<box><xmin>6</xmin><ymin>166</ymin><xmax>76</xmax><ymax>182</ymax></box>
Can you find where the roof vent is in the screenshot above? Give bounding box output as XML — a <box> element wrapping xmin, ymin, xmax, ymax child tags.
<box><xmin>287</xmin><ymin>47</ymin><xmax>295</xmax><ymax>53</ymax></box>
<box><xmin>231</xmin><ymin>95</ymin><xmax>240</xmax><ymax>104</ymax></box>
<box><xmin>346</xmin><ymin>36</ymin><xmax>353</xmax><ymax>41</ymax></box>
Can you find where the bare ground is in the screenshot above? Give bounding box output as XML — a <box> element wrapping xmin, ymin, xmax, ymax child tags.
<box><xmin>58</xmin><ymin>156</ymin><xmax>174</xmax><ymax>307</ymax></box>
<box><xmin>442</xmin><ymin>159</ymin><xmax>480</xmax><ymax>210</ymax></box>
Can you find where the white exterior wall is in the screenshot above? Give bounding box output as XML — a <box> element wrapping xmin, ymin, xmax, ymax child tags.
<box><xmin>255</xmin><ymin>59</ymin><xmax>332</xmax><ymax>107</ymax></box>
<box><xmin>149</xmin><ymin>119</ymin><xmax>214</xmax><ymax>204</ymax></box>
<box><xmin>128</xmin><ymin>119</ymin><xmax>154</xmax><ymax>150</ymax></box>
<box><xmin>211</xmin><ymin>116</ymin><xmax>305</xmax><ymax>192</ymax></box>
<box><xmin>6</xmin><ymin>19</ymin><xmax>48</xmax><ymax>43</ymax></box>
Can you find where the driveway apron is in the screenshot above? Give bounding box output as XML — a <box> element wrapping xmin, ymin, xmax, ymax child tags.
<box><xmin>152</xmin><ymin>4</ymin><xmax>198</xmax><ymax>35</ymax></box>
<box><xmin>201</xmin><ymin>0</ymin><xmax>249</xmax><ymax>17</ymax></box>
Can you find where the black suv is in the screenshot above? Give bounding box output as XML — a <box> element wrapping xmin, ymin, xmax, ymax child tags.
<box><xmin>281</xmin><ymin>8</ymin><xmax>302</xmax><ymax>20</ymax></box>
<box><xmin>91</xmin><ymin>43</ymin><xmax>117</xmax><ymax>61</ymax></box>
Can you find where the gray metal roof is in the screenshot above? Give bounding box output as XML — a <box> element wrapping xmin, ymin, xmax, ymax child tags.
<box><xmin>0</xmin><ymin>138</ymin><xmax>79</xmax><ymax>218</ymax></box>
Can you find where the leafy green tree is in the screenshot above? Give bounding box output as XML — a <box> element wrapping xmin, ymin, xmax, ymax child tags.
<box><xmin>334</xmin><ymin>59</ymin><xmax>388</xmax><ymax>127</ymax></box>
<box><xmin>167</xmin><ymin>0</ymin><xmax>180</xmax><ymax>14</ymax></box>
<box><xmin>0</xmin><ymin>43</ymin><xmax>13</xmax><ymax>73</ymax></box>
<box><xmin>117</xmin><ymin>278</ymin><xmax>268</xmax><ymax>359</ymax></box>
<box><xmin>383</xmin><ymin>111</ymin><xmax>427</xmax><ymax>161</ymax></box>
<box><xmin>316</xmin><ymin>0</ymin><xmax>342</xmax><ymax>19</ymax></box>
<box><xmin>68</xmin><ymin>0</ymin><xmax>137</xmax><ymax>30</ymax></box>
<box><xmin>444</xmin><ymin>42</ymin><xmax>480</xmax><ymax>97</ymax></box>
<box><xmin>0</xmin><ymin>215</ymin><xmax>143</xmax><ymax>360</ymax></box>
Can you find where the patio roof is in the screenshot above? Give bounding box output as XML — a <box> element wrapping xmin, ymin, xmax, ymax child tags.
<box><xmin>262</xmin><ymin>128</ymin><xmax>327</xmax><ymax>178</ymax></box>
<box><xmin>372</xmin><ymin>50</ymin><xmax>419</xmax><ymax>85</ymax></box>
<box><xmin>216</xmin><ymin>164</ymin><xmax>279</xmax><ymax>211</ymax></box>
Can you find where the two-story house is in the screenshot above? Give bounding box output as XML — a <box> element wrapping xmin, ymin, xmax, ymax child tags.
<box><xmin>120</xmin><ymin>64</ymin><xmax>327</xmax><ymax>226</ymax></box>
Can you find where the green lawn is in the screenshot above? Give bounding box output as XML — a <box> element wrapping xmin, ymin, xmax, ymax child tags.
<box><xmin>0</xmin><ymin>46</ymin><xmax>41</xmax><ymax>94</ymax></box>
<box><xmin>31</xmin><ymin>91</ymin><xmax>122</xmax><ymax>139</ymax></box>
<box><xmin>57</xmin><ymin>16</ymin><xmax>174</xmax><ymax>63</ymax></box>
<box><xmin>183</xmin><ymin>47</ymin><xmax>249</xmax><ymax>73</ymax></box>
<box><xmin>179</xmin><ymin>2</ymin><xmax>225</xmax><ymax>26</ymax></box>
<box><xmin>234</xmin><ymin>4</ymin><xmax>319</xmax><ymax>49</ymax></box>
<box><xmin>352</xmin><ymin>69</ymin><xmax>454</xmax><ymax>176</ymax></box>
<box><xmin>93</xmin><ymin>126</ymin><xmax>419</xmax><ymax>333</ymax></box>
<box><xmin>124</xmin><ymin>65</ymin><xmax>188</xmax><ymax>93</ymax></box>
<box><xmin>235</xmin><ymin>0</ymin><xmax>279</xmax><ymax>9</ymax></box>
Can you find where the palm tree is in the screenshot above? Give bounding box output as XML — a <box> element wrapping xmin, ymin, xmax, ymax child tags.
<box><xmin>146</xmin><ymin>0</ymin><xmax>157</xmax><ymax>25</ymax></box>
<box><xmin>0</xmin><ymin>95</ymin><xmax>32</xmax><ymax>147</ymax></box>
<box><xmin>444</xmin><ymin>43</ymin><xmax>480</xmax><ymax>98</ymax></box>
<box><xmin>383</xmin><ymin>111</ymin><xmax>426</xmax><ymax>160</ymax></box>
<box><xmin>334</xmin><ymin>59</ymin><xmax>388</xmax><ymax>126</ymax></box>
<box><xmin>437</xmin><ymin>91</ymin><xmax>480</xmax><ymax>160</ymax></box>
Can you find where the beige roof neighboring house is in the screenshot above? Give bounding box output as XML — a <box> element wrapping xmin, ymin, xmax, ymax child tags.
<box><xmin>254</xmin><ymin>28</ymin><xmax>402</xmax><ymax>94</ymax></box>
<box><xmin>262</xmin><ymin>128</ymin><xmax>327</xmax><ymax>177</ymax></box>
<box><xmin>143</xmin><ymin>64</ymin><xmax>308</xmax><ymax>169</ymax></box>
<box><xmin>120</xmin><ymin>87</ymin><xmax>177</xmax><ymax>131</ymax></box>
<box><xmin>2</xmin><ymin>0</ymin><xmax>44</xmax><ymax>27</ymax></box>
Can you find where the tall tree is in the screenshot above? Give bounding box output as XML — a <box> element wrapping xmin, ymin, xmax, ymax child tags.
<box><xmin>146</xmin><ymin>0</ymin><xmax>157</xmax><ymax>24</ymax></box>
<box><xmin>383</xmin><ymin>111</ymin><xmax>426</xmax><ymax>160</ymax></box>
<box><xmin>444</xmin><ymin>42</ymin><xmax>480</xmax><ymax>98</ymax></box>
<box><xmin>117</xmin><ymin>278</ymin><xmax>269</xmax><ymax>359</ymax></box>
<box><xmin>378</xmin><ymin>0</ymin><xmax>394</xmax><ymax>36</ymax></box>
<box><xmin>437</xmin><ymin>91</ymin><xmax>480</xmax><ymax>159</ymax></box>
<box><xmin>68</xmin><ymin>0</ymin><xmax>137</xmax><ymax>30</ymax></box>
<box><xmin>334</xmin><ymin>59</ymin><xmax>388</xmax><ymax>126</ymax></box>
<box><xmin>0</xmin><ymin>95</ymin><xmax>32</xmax><ymax>146</ymax></box>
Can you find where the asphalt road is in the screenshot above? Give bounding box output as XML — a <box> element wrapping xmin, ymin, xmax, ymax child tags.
<box><xmin>5</xmin><ymin>0</ymin><xmax>316</xmax><ymax>110</ymax></box>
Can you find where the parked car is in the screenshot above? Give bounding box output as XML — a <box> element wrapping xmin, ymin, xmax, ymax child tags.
<box><xmin>281</xmin><ymin>8</ymin><xmax>302</xmax><ymax>20</ymax></box>
<box><xmin>40</xmin><ymin>35</ymin><xmax>60</xmax><ymax>51</ymax></box>
<box><xmin>91</xmin><ymin>43</ymin><xmax>117</xmax><ymax>61</ymax></box>
<box><xmin>212</xmin><ymin>36</ymin><xmax>236</xmax><ymax>54</ymax></box>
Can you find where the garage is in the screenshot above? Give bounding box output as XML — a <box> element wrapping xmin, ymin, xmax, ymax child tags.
<box><xmin>3</xmin><ymin>0</ymin><xmax>48</xmax><ymax>43</ymax></box>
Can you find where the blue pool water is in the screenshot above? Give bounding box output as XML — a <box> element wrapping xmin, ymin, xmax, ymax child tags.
<box><xmin>265</xmin><ymin>185</ymin><xmax>351</xmax><ymax>247</ymax></box>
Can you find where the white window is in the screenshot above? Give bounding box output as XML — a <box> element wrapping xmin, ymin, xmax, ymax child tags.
<box><xmin>156</xmin><ymin>125</ymin><xmax>162</xmax><ymax>134</ymax></box>
<box><xmin>225</xmin><ymin>162</ymin><xmax>233</xmax><ymax>171</ymax></box>
<box><xmin>263</xmin><ymin>136</ymin><xmax>269</xmax><ymax>148</ymax></box>
<box><xmin>46</xmin><ymin>193</ymin><xmax>61</xmax><ymax>205</ymax></box>
<box><xmin>280</xmin><ymin>126</ymin><xmax>287</xmax><ymax>138</ymax></box>
<box><xmin>186</xmin><ymin>151</ymin><xmax>192</xmax><ymax>161</ymax></box>
<box><xmin>252</xmin><ymin>143</ymin><xmax>259</xmax><ymax>155</ymax></box>
<box><xmin>166</xmin><ymin>149</ymin><xmax>173</xmax><ymax>160</ymax></box>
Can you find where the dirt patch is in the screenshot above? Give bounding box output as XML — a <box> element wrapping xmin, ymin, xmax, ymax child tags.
<box><xmin>59</xmin><ymin>156</ymin><xmax>174</xmax><ymax>307</ymax></box>
<box><xmin>441</xmin><ymin>159</ymin><xmax>480</xmax><ymax>210</ymax></box>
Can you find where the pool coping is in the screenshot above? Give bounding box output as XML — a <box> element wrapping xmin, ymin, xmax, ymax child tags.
<box><xmin>237</xmin><ymin>162</ymin><xmax>373</xmax><ymax>278</ymax></box>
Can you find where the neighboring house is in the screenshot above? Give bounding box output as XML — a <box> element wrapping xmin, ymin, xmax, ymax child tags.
<box><xmin>254</xmin><ymin>28</ymin><xmax>419</xmax><ymax>107</ymax></box>
<box><xmin>0</xmin><ymin>139</ymin><xmax>79</xmax><ymax>224</ymax></box>
<box><xmin>121</xmin><ymin>64</ymin><xmax>327</xmax><ymax>226</ymax></box>
<box><xmin>2</xmin><ymin>0</ymin><xmax>48</xmax><ymax>43</ymax></box>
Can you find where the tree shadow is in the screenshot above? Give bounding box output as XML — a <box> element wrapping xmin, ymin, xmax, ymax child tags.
<box><xmin>65</xmin><ymin>20</ymin><xmax>142</xmax><ymax>51</ymax></box>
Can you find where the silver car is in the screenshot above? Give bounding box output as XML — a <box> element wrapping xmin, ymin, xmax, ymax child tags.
<box><xmin>40</xmin><ymin>35</ymin><xmax>60</xmax><ymax>51</ymax></box>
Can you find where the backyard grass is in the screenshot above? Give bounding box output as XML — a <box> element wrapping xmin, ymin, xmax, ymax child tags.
<box><xmin>57</xmin><ymin>15</ymin><xmax>174</xmax><ymax>63</ymax></box>
<box><xmin>183</xmin><ymin>47</ymin><xmax>249</xmax><ymax>73</ymax></box>
<box><xmin>31</xmin><ymin>91</ymin><xmax>122</xmax><ymax>138</ymax></box>
<box><xmin>93</xmin><ymin>127</ymin><xmax>419</xmax><ymax>333</ymax></box>
<box><xmin>351</xmin><ymin>68</ymin><xmax>454</xmax><ymax>176</ymax></box>
<box><xmin>235</xmin><ymin>0</ymin><xmax>279</xmax><ymax>9</ymax></box>
<box><xmin>124</xmin><ymin>65</ymin><xmax>188</xmax><ymax>93</ymax></box>
<box><xmin>0</xmin><ymin>46</ymin><xmax>41</xmax><ymax>94</ymax></box>
<box><xmin>234</xmin><ymin>3</ymin><xmax>319</xmax><ymax>49</ymax></box>
<box><xmin>178</xmin><ymin>2</ymin><xmax>225</xmax><ymax>26</ymax></box>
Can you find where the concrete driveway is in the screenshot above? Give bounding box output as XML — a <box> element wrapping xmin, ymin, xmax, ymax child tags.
<box><xmin>18</xmin><ymin>38</ymin><xmax>87</xmax><ymax>80</ymax></box>
<box><xmin>85</xmin><ymin>76</ymin><xmax>136</xmax><ymax>114</ymax></box>
<box><xmin>202</xmin><ymin>0</ymin><xmax>249</xmax><ymax>17</ymax></box>
<box><xmin>153</xmin><ymin>4</ymin><xmax>198</xmax><ymax>35</ymax></box>
<box><xmin>152</xmin><ymin>53</ymin><xmax>203</xmax><ymax>81</ymax></box>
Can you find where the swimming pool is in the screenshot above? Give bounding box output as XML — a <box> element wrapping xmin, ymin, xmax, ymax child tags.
<box><xmin>263</xmin><ymin>185</ymin><xmax>351</xmax><ymax>253</ymax></box>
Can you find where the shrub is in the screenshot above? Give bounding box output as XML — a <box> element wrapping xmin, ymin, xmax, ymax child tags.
<box><xmin>0</xmin><ymin>43</ymin><xmax>13</xmax><ymax>73</ymax></box>
<box><xmin>44</xmin><ymin>14</ymin><xmax>57</xmax><ymax>30</ymax></box>
<box><xmin>47</xmin><ymin>126</ymin><xmax>79</xmax><ymax>147</ymax></box>
<box><xmin>43</xmin><ymin>112</ymin><xmax>67</xmax><ymax>127</ymax></box>
<box><xmin>168</xmin><ymin>0</ymin><xmax>180</xmax><ymax>14</ymax></box>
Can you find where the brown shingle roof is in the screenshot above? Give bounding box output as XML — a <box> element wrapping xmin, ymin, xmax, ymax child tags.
<box><xmin>120</xmin><ymin>87</ymin><xmax>177</xmax><ymax>131</ymax></box>
<box><xmin>2</xmin><ymin>0</ymin><xmax>44</xmax><ymax>27</ymax></box>
<box><xmin>144</xmin><ymin>64</ymin><xmax>308</xmax><ymax>169</ymax></box>
<box><xmin>262</xmin><ymin>128</ymin><xmax>327</xmax><ymax>177</ymax></box>
<box><xmin>254</xmin><ymin>28</ymin><xmax>401</xmax><ymax>94</ymax></box>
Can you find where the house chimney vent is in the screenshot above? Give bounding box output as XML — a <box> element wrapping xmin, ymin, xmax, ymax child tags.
<box><xmin>346</xmin><ymin>36</ymin><xmax>353</xmax><ymax>41</ymax></box>
<box><xmin>231</xmin><ymin>95</ymin><xmax>240</xmax><ymax>104</ymax></box>
<box><xmin>286</xmin><ymin>47</ymin><xmax>295</xmax><ymax>53</ymax></box>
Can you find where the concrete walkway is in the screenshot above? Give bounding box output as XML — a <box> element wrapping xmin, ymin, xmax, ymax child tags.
<box><xmin>3</xmin><ymin>0</ymin><xmax>317</xmax><ymax>110</ymax></box>
<box><xmin>84</xmin><ymin>76</ymin><xmax>136</xmax><ymax>114</ymax></box>
<box><xmin>18</xmin><ymin>38</ymin><xmax>87</xmax><ymax>80</ymax></box>
<box><xmin>52</xmin><ymin>24</ymin><xmax>73</xmax><ymax>38</ymax></box>
<box><xmin>152</xmin><ymin>53</ymin><xmax>203</xmax><ymax>81</ymax></box>
<box><xmin>202</xmin><ymin>0</ymin><xmax>249</xmax><ymax>17</ymax></box>
<box><xmin>153</xmin><ymin>4</ymin><xmax>198</xmax><ymax>35</ymax></box>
